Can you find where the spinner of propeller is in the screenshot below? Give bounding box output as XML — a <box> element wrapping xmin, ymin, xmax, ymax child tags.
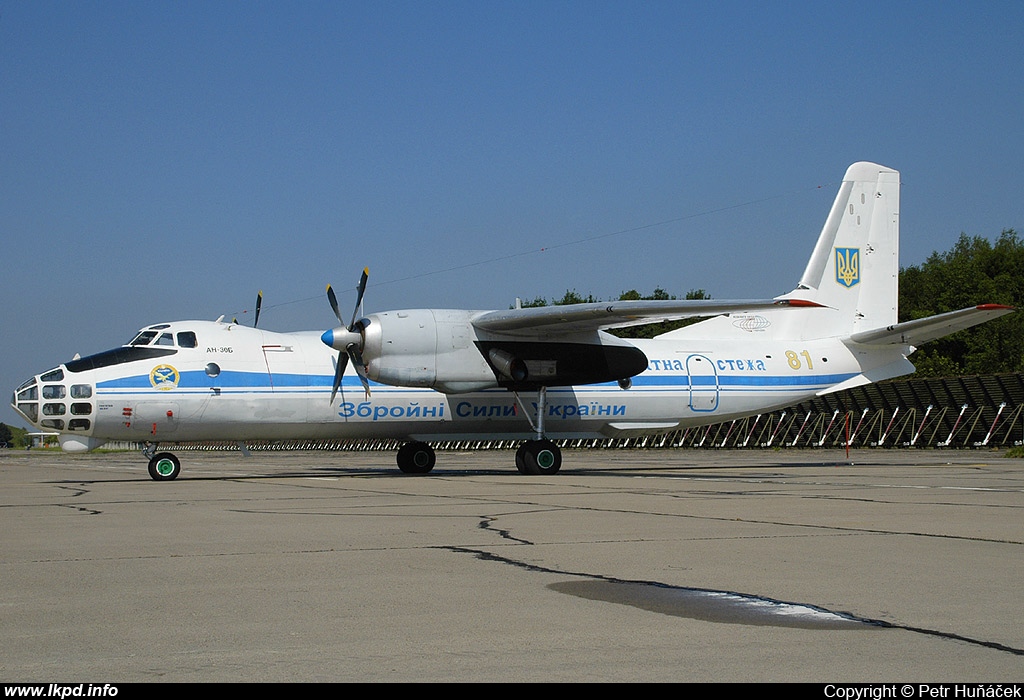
<box><xmin>321</xmin><ymin>267</ymin><xmax>371</xmax><ymax>402</ymax></box>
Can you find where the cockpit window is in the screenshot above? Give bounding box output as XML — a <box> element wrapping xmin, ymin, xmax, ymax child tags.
<box><xmin>130</xmin><ymin>331</ymin><xmax>158</xmax><ymax>346</ymax></box>
<box><xmin>65</xmin><ymin>346</ymin><xmax>177</xmax><ymax>373</ymax></box>
<box><xmin>41</xmin><ymin>369</ymin><xmax>64</xmax><ymax>382</ymax></box>
<box><xmin>127</xmin><ymin>329</ymin><xmax>197</xmax><ymax>348</ymax></box>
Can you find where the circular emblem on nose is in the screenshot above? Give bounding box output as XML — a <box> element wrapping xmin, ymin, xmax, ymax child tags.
<box><xmin>150</xmin><ymin>364</ymin><xmax>180</xmax><ymax>390</ymax></box>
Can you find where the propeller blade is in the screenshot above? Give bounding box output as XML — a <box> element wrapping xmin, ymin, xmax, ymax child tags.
<box><xmin>254</xmin><ymin>290</ymin><xmax>263</xmax><ymax>328</ymax></box>
<box><xmin>350</xmin><ymin>267</ymin><xmax>369</xmax><ymax>331</ymax></box>
<box><xmin>348</xmin><ymin>344</ymin><xmax>371</xmax><ymax>397</ymax></box>
<box><xmin>330</xmin><ymin>351</ymin><xmax>349</xmax><ymax>405</ymax></box>
<box><xmin>327</xmin><ymin>284</ymin><xmax>344</xmax><ymax>326</ymax></box>
<box><xmin>325</xmin><ymin>269</ymin><xmax>371</xmax><ymax>401</ymax></box>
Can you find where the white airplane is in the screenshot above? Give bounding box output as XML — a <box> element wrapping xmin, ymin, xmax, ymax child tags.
<box><xmin>10</xmin><ymin>162</ymin><xmax>1013</xmax><ymax>480</ymax></box>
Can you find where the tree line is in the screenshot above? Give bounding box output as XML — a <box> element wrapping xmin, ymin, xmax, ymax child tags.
<box><xmin>900</xmin><ymin>229</ymin><xmax>1023</xmax><ymax>377</ymax></box>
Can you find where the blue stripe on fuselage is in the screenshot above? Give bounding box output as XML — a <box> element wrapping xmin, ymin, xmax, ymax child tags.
<box><xmin>96</xmin><ymin>369</ymin><xmax>857</xmax><ymax>393</ymax></box>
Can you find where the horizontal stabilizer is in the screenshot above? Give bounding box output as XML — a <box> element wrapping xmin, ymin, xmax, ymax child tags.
<box><xmin>847</xmin><ymin>304</ymin><xmax>1014</xmax><ymax>346</ymax></box>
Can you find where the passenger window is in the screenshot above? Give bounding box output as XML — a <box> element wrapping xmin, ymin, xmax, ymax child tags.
<box><xmin>42</xmin><ymin>385</ymin><xmax>66</xmax><ymax>400</ymax></box>
<box><xmin>177</xmin><ymin>331</ymin><xmax>197</xmax><ymax>348</ymax></box>
<box><xmin>71</xmin><ymin>385</ymin><xmax>92</xmax><ymax>399</ymax></box>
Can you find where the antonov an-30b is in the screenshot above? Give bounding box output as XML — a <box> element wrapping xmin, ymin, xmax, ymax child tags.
<box><xmin>11</xmin><ymin>162</ymin><xmax>1013</xmax><ymax>479</ymax></box>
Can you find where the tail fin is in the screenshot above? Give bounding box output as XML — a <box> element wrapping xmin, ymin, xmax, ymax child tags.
<box><xmin>777</xmin><ymin>162</ymin><xmax>900</xmax><ymax>338</ymax></box>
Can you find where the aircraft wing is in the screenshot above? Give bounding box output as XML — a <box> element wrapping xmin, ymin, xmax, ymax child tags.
<box><xmin>847</xmin><ymin>304</ymin><xmax>1014</xmax><ymax>346</ymax></box>
<box><xmin>471</xmin><ymin>298</ymin><xmax>820</xmax><ymax>335</ymax></box>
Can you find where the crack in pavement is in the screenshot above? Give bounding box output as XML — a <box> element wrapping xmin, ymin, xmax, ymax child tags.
<box><xmin>445</xmin><ymin>543</ymin><xmax>1024</xmax><ymax>657</ymax></box>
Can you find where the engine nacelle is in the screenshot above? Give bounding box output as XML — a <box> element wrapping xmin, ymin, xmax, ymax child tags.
<box><xmin>360</xmin><ymin>309</ymin><xmax>498</xmax><ymax>393</ymax></box>
<box><xmin>358</xmin><ymin>308</ymin><xmax>649</xmax><ymax>393</ymax></box>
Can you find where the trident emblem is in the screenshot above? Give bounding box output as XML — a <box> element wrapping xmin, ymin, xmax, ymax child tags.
<box><xmin>835</xmin><ymin>247</ymin><xmax>860</xmax><ymax>287</ymax></box>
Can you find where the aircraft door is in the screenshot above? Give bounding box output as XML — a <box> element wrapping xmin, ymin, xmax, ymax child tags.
<box><xmin>261</xmin><ymin>342</ymin><xmax>304</xmax><ymax>392</ymax></box>
<box><xmin>685</xmin><ymin>354</ymin><xmax>719</xmax><ymax>412</ymax></box>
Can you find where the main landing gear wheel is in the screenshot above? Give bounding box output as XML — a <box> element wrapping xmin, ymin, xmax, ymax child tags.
<box><xmin>515</xmin><ymin>439</ymin><xmax>562</xmax><ymax>475</ymax></box>
<box><xmin>397</xmin><ymin>441</ymin><xmax>436</xmax><ymax>474</ymax></box>
<box><xmin>148</xmin><ymin>452</ymin><xmax>181</xmax><ymax>481</ymax></box>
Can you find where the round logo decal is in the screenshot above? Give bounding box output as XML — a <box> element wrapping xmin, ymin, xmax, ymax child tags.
<box><xmin>150</xmin><ymin>364</ymin><xmax>180</xmax><ymax>390</ymax></box>
<box><xmin>732</xmin><ymin>315</ymin><xmax>771</xmax><ymax>332</ymax></box>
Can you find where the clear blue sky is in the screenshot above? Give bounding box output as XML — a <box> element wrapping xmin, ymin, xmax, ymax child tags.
<box><xmin>3</xmin><ymin>1</ymin><xmax>1023</xmax><ymax>427</ymax></box>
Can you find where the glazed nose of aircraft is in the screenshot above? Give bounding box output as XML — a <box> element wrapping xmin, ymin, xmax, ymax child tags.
<box><xmin>12</xmin><ymin>376</ymin><xmax>40</xmax><ymax>425</ymax></box>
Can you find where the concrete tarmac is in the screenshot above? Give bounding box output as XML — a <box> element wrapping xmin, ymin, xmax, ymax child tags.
<box><xmin>1</xmin><ymin>447</ymin><xmax>1022</xmax><ymax>682</ymax></box>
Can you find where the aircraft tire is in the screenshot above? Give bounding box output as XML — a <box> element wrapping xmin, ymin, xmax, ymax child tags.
<box><xmin>517</xmin><ymin>440</ymin><xmax>561</xmax><ymax>475</ymax></box>
<box><xmin>397</xmin><ymin>441</ymin><xmax>435</xmax><ymax>474</ymax></box>
<box><xmin>148</xmin><ymin>452</ymin><xmax>181</xmax><ymax>481</ymax></box>
<box><xmin>514</xmin><ymin>448</ymin><xmax>528</xmax><ymax>474</ymax></box>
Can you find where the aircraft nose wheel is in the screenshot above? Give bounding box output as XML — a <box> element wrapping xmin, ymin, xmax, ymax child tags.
<box><xmin>147</xmin><ymin>452</ymin><xmax>181</xmax><ymax>481</ymax></box>
<box><xmin>516</xmin><ymin>439</ymin><xmax>562</xmax><ymax>475</ymax></box>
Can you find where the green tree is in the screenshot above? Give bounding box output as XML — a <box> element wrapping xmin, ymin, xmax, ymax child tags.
<box><xmin>554</xmin><ymin>289</ymin><xmax>598</xmax><ymax>305</ymax></box>
<box><xmin>513</xmin><ymin>287</ymin><xmax>713</xmax><ymax>338</ymax></box>
<box><xmin>0</xmin><ymin>424</ymin><xmax>27</xmax><ymax>448</ymax></box>
<box><xmin>0</xmin><ymin>423</ymin><xmax>12</xmax><ymax>448</ymax></box>
<box><xmin>613</xmin><ymin>288</ymin><xmax>710</xmax><ymax>339</ymax></box>
<box><xmin>899</xmin><ymin>229</ymin><xmax>1024</xmax><ymax>377</ymax></box>
<box><xmin>518</xmin><ymin>296</ymin><xmax>548</xmax><ymax>308</ymax></box>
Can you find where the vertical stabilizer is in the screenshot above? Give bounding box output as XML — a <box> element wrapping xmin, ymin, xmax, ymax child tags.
<box><xmin>777</xmin><ymin>162</ymin><xmax>900</xmax><ymax>339</ymax></box>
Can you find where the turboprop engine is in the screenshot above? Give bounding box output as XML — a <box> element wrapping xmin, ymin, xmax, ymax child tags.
<box><xmin>325</xmin><ymin>305</ymin><xmax>648</xmax><ymax>394</ymax></box>
<box><xmin>356</xmin><ymin>308</ymin><xmax>501</xmax><ymax>393</ymax></box>
<box><xmin>319</xmin><ymin>271</ymin><xmax>648</xmax><ymax>396</ymax></box>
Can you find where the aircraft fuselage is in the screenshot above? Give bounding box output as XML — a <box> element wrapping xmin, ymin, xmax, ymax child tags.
<box><xmin>12</xmin><ymin>318</ymin><xmax>901</xmax><ymax>451</ymax></box>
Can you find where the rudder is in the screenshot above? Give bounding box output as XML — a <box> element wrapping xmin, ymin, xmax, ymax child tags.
<box><xmin>778</xmin><ymin>161</ymin><xmax>900</xmax><ymax>339</ymax></box>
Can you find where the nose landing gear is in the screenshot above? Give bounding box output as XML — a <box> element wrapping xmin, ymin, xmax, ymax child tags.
<box><xmin>142</xmin><ymin>443</ymin><xmax>181</xmax><ymax>481</ymax></box>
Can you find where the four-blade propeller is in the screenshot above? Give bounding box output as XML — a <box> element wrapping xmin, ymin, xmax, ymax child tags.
<box><xmin>322</xmin><ymin>268</ymin><xmax>371</xmax><ymax>403</ymax></box>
